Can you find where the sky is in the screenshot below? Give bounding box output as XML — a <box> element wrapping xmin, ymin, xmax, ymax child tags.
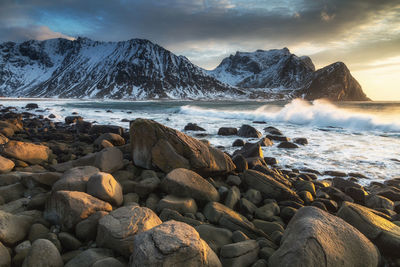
<box><xmin>0</xmin><ymin>0</ymin><xmax>399</xmax><ymax>100</ymax></box>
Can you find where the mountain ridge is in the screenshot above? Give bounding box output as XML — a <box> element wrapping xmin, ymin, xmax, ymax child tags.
<box><xmin>0</xmin><ymin>37</ymin><xmax>370</xmax><ymax>101</ymax></box>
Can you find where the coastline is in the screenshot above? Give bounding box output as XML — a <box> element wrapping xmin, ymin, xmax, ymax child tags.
<box><xmin>0</xmin><ymin>101</ymin><xmax>399</xmax><ymax>266</ymax></box>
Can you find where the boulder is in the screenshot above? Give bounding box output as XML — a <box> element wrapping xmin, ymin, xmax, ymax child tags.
<box><xmin>293</xmin><ymin>138</ymin><xmax>308</xmax><ymax>145</ymax></box>
<box><xmin>44</xmin><ymin>191</ymin><xmax>112</xmax><ymax>230</ymax></box>
<box><xmin>203</xmin><ymin>202</ymin><xmax>267</xmax><ymax>239</ymax></box>
<box><xmin>161</xmin><ymin>168</ymin><xmax>219</xmax><ymax>203</ymax></box>
<box><xmin>195</xmin><ymin>224</ymin><xmax>233</xmax><ymax>253</ymax></box>
<box><xmin>94</xmin><ymin>147</ymin><xmax>124</xmax><ymax>173</ymax></box>
<box><xmin>0</xmin><ymin>155</ymin><xmax>14</xmax><ymax>174</ymax></box>
<box><xmin>89</xmin><ymin>125</ymin><xmax>124</xmax><ymax>136</ymax></box>
<box><xmin>1</xmin><ymin>141</ymin><xmax>51</xmax><ymax>164</ymax></box>
<box><xmin>269</xmin><ymin>206</ymin><xmax>379</xmax><ymax>267</ymax></box>
<box><xmin>238</xmin><ymin>125</ymin><xmax>262</xmax><ymax>138</ymax></box>
<box><xmin>0</xmin><ymin>210</ymin><xmax>33</xmax><ymax>245</ymax></box>
<box><xmin>92</xmin><ymin>257</ymin><xmax>125</xmax><ymax>267</ymax></box>
<box><xmin>277</xmin><ymin>141</ymin><xmax>298</xmax><ymax>149</ymax></box>
<box><xmin>0</xmin><ymin>241</ymin><xmax>11</xmax><ymax>267</ymax></box>
<box><xmin>243</xmin><ymin>170</ymin><xmax>300</xmax><ymax>202</ymax></box>
<box><xmin>22</xmin><ymin>239</ymin><xmax>63</xmax><ymax>267</ymax></box>
<box><xmin>218</xmin><ymin>127</ymin><xmax>238</xmax><ymax>136</ymax></box>
<box><xmin>21</xmin><ymin>172</ymin><xmax>62</xmax><ymax>188</ymax></box>
<box><xmin>94</xmin><ymin>133</ymin><xmax>125</xmax><ymax>147</ymax></box>
<box><xmin>96</xmin><ymin>205</ymin><xmax>162</xmax><ymax>256</ymax></box>
<box><xmin>220</xmin><ymin>240</ymin><xmax>259</xmax><ymax>267</ymax></box>
<box><xmin>184</xmin><ymin>123</ymin><xmax>206</xmax><ymax>132</ymax></box>
<box><xmin>52</xmin><ymin>166</ymin><xmax>99</xmax><ymax>192</ymax></box>
<box><xmin>156</xmin><ymin>195</ymin><xmax>198</xmax><ymax>214</ymax></box>
<box><xmin>65</xmin><ymin>248</ymin><xmax>114</xmax><ymax>267</ymax></box>
<box><xmin>75</xmin><ymin>211</ymin><xmax>108</xmax><ymax>241</ymax></box>
<box><xmin>65</xmin><ymin>116</ymin><xmax>83</xmax><ymax>124</ymax></box>
<box><xmin>87</xmin><ymin>172</ymin><xmax>123</xmax><ymax>206</ymax></box>
<box><xmin>130</xmin><ymin>119</ymin><xmax>235</xmax><ymax>175</ymax></box>
<box><xmin>337</xmin><ymin>201</ymin><xmax>400</xmax><ymax>258</ymax></box>
<box><xmin>25</xmin><ymin>103</ymin><xmax>38</xmax><ymax>109</ymax></box>
<box><xmin>232</xmin><ymin>139</ymin><xmax>245</xmax><ymax>147</ymax></box>
<box><xmin>130</xmin><ymin>220</ymin><xmax>221</xmax><ymax>267</ymax></box>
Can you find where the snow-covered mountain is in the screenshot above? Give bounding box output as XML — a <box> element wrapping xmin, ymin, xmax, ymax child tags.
<box><xmin>209</xmin><ymin>48</ymin><xmax>315</xmax><ymax>89</ymax></box>
<box><xmin>0</xmin><ymin>37</ymin><xmax>369</xmax><ymax>100</ymax></box>
<box><xmin>0</xmin><ymin>37</ymin><xmax>242</xmax><ymax>99</ymax></box>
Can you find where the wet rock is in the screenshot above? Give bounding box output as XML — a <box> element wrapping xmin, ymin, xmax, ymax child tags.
<box><xmin>238</xmin><ymin>125</ymin><xmax>262</xmax><ymax>138</ymax></box>
<box><xmin>218</xmin><ymin>127</ymin><xmax>238</xmax><ymax>136</ymax></box>
<box><xmin>161</xmin><ymin>168</ymin><xmax>219</xmax><ymax>204</ymax></box>
<box><xmin>324</xmin><ymin>170</ymin><xmax>347</xmax><ymax>177</ymax></box>
<box><xmin>65</xmin><ymin>116</ymin><xmax>83</xmax><ymax>124</ymax></box>
<box><xmin>87</xmin><ymin>172</ymin><xmax>123</xmax><ymax>206</ymax></box>
<box><xmin>184</xmin><ymin>123</ymin><xmax>206</xmax><ymax>131</ymax></box>
<box><xmin>234</xmin><ymin>143</ymin><xmax>263</xmax><ymax>158</ymax></box>
<box><xmin>220</xmin><ymin>240</ymin><xmax>259</xmax><ymax>267</ymax></box>
<box><xmin>277</xmin><ymin>141</ymin><xmax>298</xmax><ymax>149</ymax></box>
<box><xmin>195</xmin><ymin>224</ymin><xmax>233</xmax><ymax>253</ymax></box>
<box><xmin>96</xmin><ymin>205</ymin><xmax>162</xmax><ymax>256</ymax></box>
<box><xmin>264</xmin><ymin>127</ymin><xmax>282</xmax><ymax>136</ymax></box>
<box><xmin>266</xmin><ymin>135</ymin><xmax>290</xmax><ymax>142</ymax></box>
<box><xmin>293</xmin><ymin>138</ymin><xmax>308</xmax><ymax>145</ymax></box>
<box><xmin>130</xmin><ymin>119</ymin><xmax>235</xmax><ymax>175</ymax></box>
<box><xmin>156</xmin><ymin>195</ymin><xmax>198</xmax><ymax>214</ymax></box>
<box><xmin>22</xmin><ymin>239</ymin><xmax>63</xmax><ymax>267</ymax></box>
<box><xmin>243</xmin><ymin>170</ymin><xmax>301</xmax><ymax>202</ymax></box>
<box><xmin>89</xmin><ymin>125</ymin><xmax>124</xmax><ymax>136</ymax></box>
<box><xmin>338</xmin><ymin>201</ymin><xmax>400</xmax><ymax>258</ymax></box>
<box><xmin>44</xmin><ymin>190</ymin><xmax>112</xmax><ymax>230</ymax></box>
<box><xmin>233</xmin><ymin>139</ymin><xmax>245</xmax><ymax>147</ymax></box>
<box><xmin>269</xmin><ymin>206</ymin><xmax>379</xmax><ymax>267</ymax></box>
<box><xmin>25</xmin><ymin>103</ymin><xmax>38</xmax><ymax>110</ymax></box>
<box><xmin>264</xmin><ymin>157</ymin><xmax>278</xmax><ymax>165</ymax></box>
<box><xmin>2</xmin><ymin>141</ymin><xmax>51</xmax><ymax>164</ymax></box>
<box><xmin>258</xmin><ymin>137</ymin><xmax>273</xmax><ymax>147</ymax></box>
<box><xmin>130</xmin><ymin>220</ymin><xmax>221</xmax><ymax>267</ymax></box>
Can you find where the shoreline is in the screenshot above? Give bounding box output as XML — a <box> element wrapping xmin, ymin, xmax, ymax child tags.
<box><xmin>0</xmin><ymin>101</ymin><xmax>399</xmax><ymax>266</ymax></box>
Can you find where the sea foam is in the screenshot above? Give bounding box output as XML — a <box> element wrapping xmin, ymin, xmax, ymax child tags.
<box><xmin>179</xmin><ymin>98</ymin><xmax>400</xmax><ymax>133</ymax></box>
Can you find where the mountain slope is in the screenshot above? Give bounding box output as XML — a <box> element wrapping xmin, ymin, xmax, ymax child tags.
<box><xmin>210</xmin><ymin>48</ymin><xmax>369</xmax><ymax>101</ymax></box>
<box><xmin>299</xmin><ymin>62</ymin><xmax>370</xmax><ymax>101</ymax></box>
<box><xmin>0</xmin><ymin>38</ymin><xmax>241</xmax><ymax>99</ymax></box>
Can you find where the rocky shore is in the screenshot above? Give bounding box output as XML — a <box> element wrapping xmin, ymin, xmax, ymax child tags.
<box><xmin>0</xmin><ymin>103</ymin><xmax>399</xmax><ymax>267</ymax></box>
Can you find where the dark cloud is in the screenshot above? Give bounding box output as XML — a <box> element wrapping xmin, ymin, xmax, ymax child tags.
<box><xmin>0</xmin><ymin>0</ymin><xmax>399</xmax><ymax>70</ymax></box>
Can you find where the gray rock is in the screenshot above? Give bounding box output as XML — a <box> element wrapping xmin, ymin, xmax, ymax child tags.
<box><xmin>244</xmin><ymin>189</ymin><xmax>262</xmax><ymax>205</ymax></box>
<box><xmin>58</xmin><ymin>232</ymin><xmax>82</xmax><ymax>251</ymax></box>
<box><xmin>338</xmin><ymin>201</ymin><xmax>400</xmax><ymax>258</ymax></box>
<box><xmin>252</xmin><ymin>220</ymin><xmax>284</xmax><ymax>236</ymax></box>
<box><xmin>92</xmin><ymin>257</ymin><xmax>125</xmax><ymax>267</ymax></box>
<box><xmin>232</xmin><ymin>230</ymin><xmax>250</xmax><ymax>243</ymax></box>
<box><xmin>22</xmin><ymin>239</ymin><xmax>63</xmax><ymax>267</ymax></box>
<box><xmin>159</xmin><ymin>208</ymin><xmax>203</xmax><ymax>227</ymax></box>
<box><xmin>75</xmin><ymin>211</ymin><xmax>108</xmax><ymax>241</ymax></box>
<box><xmin>0</xmin><ymin>241</ymin><xmax>11</xmax><ymax>267</ymax></box>
<box><xmin>28</xmin><ymin>223</ymin><xmax>49</xmax><ymax>243</ymax></box>
<box><xmin>94</xmin><ymin>147</ymin><xmax>124</xmax><ymax>173</ymax></box>
<box><xmin>96</xmin><ymin>205</ymin><xmax>162</xmax><ymax>256</ymax></box>
<box><xmin>161</xmin><ymin>168</ymin><xmax>219</xmax><ymax>203</ymax></box>
<box><xmin>238</xmin><ymin>125</ymin><xmax>262</xmax><ymax>138</ymax></box>
<box><xmin>130</xmin><ymin>119</ymin><xmax>235</xmax><ymax>175</ymax></box>
<box><xmin>156</xmin><ymin>195</ymin><xmax>198</xmax><ymax>214</ymax></box>
<box><xmin>0</xmin><ymin>183</ymin><xmax>25</xmax><ymax>203</ymax></box>
<box><xmin>255</xmin><ymin>200</ymin><xmax>280</xmax><ymax>220</ymax></box>
<box><xmin>269</xmin><ymin>206</ymin><xmax>379</xmax><ymax>267</ymax></box>
<box><xmin>94</xmin><ymin>133</ymin><xmax>125</xmax><ymax>147</ymax></box>
<box><xmin>195</xmin><ymin>224</ymin><xmax>233</xmax><ymax>253</ymax></box>
<box><xmin>243</xmin><ymin>170</ymin><xmax>301</xmax><ymax>202</ymax></box>
<box><xmin>220</xmin><ymin>240</ymin><xmax>259</xmax><ymax>267</ymax></box>
<box><xmin>65</xmin><ymin>248</ymin><xmax>114</xmax><ymax>267</ymax></box>
<box><xmin>130</xmin><ymin>220</ymin><xmax>221</xmax><ymax>267</ymax></box>
<box><xmin>44</xmin><ymin>190</ymin><xmax>112</xmax><ymax>230</ymax></box>
<box><xmin>365</xmin><ymin>194</ymin><xmax>394</xmax><ymax>210</ymax></box>
<box><xmin>2</xmin><ymin>141</ymin><xmax>50</xmax><ymax>164</ymax></box>
<box><xmin>0</xmin><ymin>210</ymin><xmax>33</xmax><ymax>245</ymax></box>
<box><xmin>225</xmin><ymin>186</ymin><xmax>240</xmax><ymax>209</ymax></box>
<box><xmin>52</xmin><ymin>166</ymin><xmax>99</xmax><ymax>192</ymax></box>
<box><xmin>87</xmin><ymin>172</ymin><xmax>123</xmax><ymax>206</ymax></box>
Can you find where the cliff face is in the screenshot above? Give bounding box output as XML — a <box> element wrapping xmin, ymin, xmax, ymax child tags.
<box><xmin>299</xmin><ymin>62</ymin><xmax>370</xmax><ymax>101</ymax></box>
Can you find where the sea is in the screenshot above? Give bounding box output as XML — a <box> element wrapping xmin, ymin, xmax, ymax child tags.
<box><xmin>1</xmin><ymin>98</ymin><xmax>400</xmax><ymax>184</ymax></box>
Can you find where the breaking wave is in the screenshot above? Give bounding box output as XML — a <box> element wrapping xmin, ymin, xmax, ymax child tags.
<box><xmin>179</xmin><ymin>98</ymin><xmax>400</xmax><ymax>133</ymax></box>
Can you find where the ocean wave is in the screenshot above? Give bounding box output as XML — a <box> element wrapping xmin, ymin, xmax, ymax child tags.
<box><xmin>179</xmin><ymin>98</ymin><xmax>400</xmax><ymax>133</ymax></box>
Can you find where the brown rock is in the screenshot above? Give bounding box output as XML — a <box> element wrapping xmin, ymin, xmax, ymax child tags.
<box><xmin>2</xmin><ymin>141</ymin><xmax>51</xmax><ymax>164</ymax></box>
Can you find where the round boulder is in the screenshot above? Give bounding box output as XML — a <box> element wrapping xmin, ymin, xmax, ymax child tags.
<box><xmin>87</xmin><ymin>172</ymin><xmax>123</xmax><ymax>206</ymax></box>
<box><xmin>22</xmin><ymin>239</ymin><xmax>63</xmax><ymax>267</ymax></box>
<box><xmin>130</xmin><ymin>220</ymin><xmax>221</xmax><ymax>267</ymax></box>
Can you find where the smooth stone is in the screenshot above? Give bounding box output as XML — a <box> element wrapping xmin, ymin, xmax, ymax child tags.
<box><xmin>0</xmin><ymin>241</ymin><xmax>11</xmax><ymax>267</ymax></box>
<box><xmin>130</xmin><ymin>220</ymin><xmax>221</xmax><ymax>267</ymax></box>
<box><xmin>22</xmin><ymin>239</ymin><xmax>63</xmax><ymax>267</ymax></box>
<box><xmin>2</xmin><ymin>141</ymin><xmax>51</xmax><ymax>164</ymax></box>
<box><xmin>96</xmin><ymin>205</ymin><xmax>162</xmax><ymax>256</ymax></box>
<box><xmin>220</xmin><ymin>240</ymin><xmax>259</xmax><ymax>267</ymax></box>
<box><xmin>0</xmin><ymin>155</ymin><xmax>15</xmax><ymax>174</ymax></box>
<box><xmin>87</xmin><ymin>172</ymin><xmax>123</xmax><ymax>206</ymax></box>
<box><xmin>52</xmin><ymin>166</ymin><xmax>100</xmax><ymax>192</ymax></box>
<box><xmin>195</xmin><ymin>224</ymin><xmax>233</xmax><ymax>253</ymax></box>
<box><xmin>0</xmin><ymin>210</ymin><xmax>33</xmax><ymax>245</ymax></box>
<box><xmin>75</xmin><ymin>211</ymin><xmax>108</xmax><ymax>241</ymax></box>
<box><xmin>94</xmin><ymin>147</ymin><xmax>124</xmax><ymax>173</ymax></box>
<box><xmin>156</xmin><ymin>195</ymin><xmax>198</xmax><ymax>214</ymax></box>
<box><xmin>65</xmin><ymin>248</ymin><xmax>114</xmax><ymax>267</ymax></box>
